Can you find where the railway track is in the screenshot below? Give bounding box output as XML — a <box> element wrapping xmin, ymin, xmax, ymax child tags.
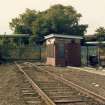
<box><xmin>15</xmin><ymin>61</ymin><xmax>105</xmax><ymax>105</ymax></box>
<box><xmin>16</xmin><ymin>65</ymin><xmax>47</xmax><ymax>105</ymax></box>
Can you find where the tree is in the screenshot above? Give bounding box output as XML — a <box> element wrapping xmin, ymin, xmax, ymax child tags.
<box><xmin>95</xmin><ymin>27</ymin><xmax>105</xmax><ymax>39</ymax></box>
<box><xmin>9</xmin><ymin>9</ymin><xmax>37</xmax><ymax>35</ymax></box>
<box><xmin>9</xmin><ymin>4</ymin><xmax>88</xmax><ymax>41</ymax></box>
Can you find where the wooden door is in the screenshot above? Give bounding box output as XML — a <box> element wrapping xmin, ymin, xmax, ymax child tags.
<box><xmin>65</xmin><ymin>43</ymin><xmax>81</xmax><ymax>66</ymax></box>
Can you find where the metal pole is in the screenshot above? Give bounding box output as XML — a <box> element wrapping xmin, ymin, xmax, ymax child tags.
<box><xmin>87</xmin><ymin>46</ymin><xmax>89</xmax><ymax>66</ymax></box>
<box><xmin>98</xmin><ymin>44</ymin><xmax>100</xmax><ymax>67</ymax></box>
<box><xmin>39</xmin><ymin>44</ymin><xmax>41</xmax><ymax>61</ymax></box>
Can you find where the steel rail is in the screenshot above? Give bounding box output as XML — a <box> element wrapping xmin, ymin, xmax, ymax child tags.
<box><xmin>15</xmin><ymin>62</ymin><xmax>56</xmax><ymax>105</ymax></box>
<box><xmin>30</xmin><ymin>62</ymin><xmax>105</xmax><ymax>104</ymax></box>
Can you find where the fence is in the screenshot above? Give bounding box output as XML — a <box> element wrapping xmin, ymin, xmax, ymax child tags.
<box><xmin>0</xmin><ymin>45</ymin><xmax>46</xmax><ymax>62</ymax></box>
<box><xmin>0</xmin><ymin>35</ymin><xmax>46</xmax><ymax>62</ymax></box>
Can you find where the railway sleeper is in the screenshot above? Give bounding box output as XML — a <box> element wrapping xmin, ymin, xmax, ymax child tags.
<box><xmin>22</xmin><ymin>89</ymin><xmax>35</xmax><ymax>93</ymax></box>
<box><xmin>41</xmin><ymin>86</ymin><xmax>70</xmax><ymax>90</ymax></box>
<box><xmin>26</xmin><ymin>100</ymin><xmax>42</xmax><ymax>104</ymax></box>
<box><xmin>44</xmin><ymin>91</ymin><xmax>78</xmax><ymax>95</ymax></box>
<box><xmin>37</xmin><ymin>82</ymin><xmax>60</xmax><ymax>86</ymax></box>
<box><xmin>55</xmin><ymin>102</ymin><xmax>86</xmax><ymax>105</ymax></box>
<box><xmin>52</xmin><ymin>97</ymin><xmax>90</xmax><ymax>102</ymax></box>
<box><xmin>42</xmin><ymin>89</ymin><xmax>73</xmax><ymax>92</ymax></box>
<box><xmin>50</xmin><ymin>95</ymin><xmax>82</xmax><ymax>98</ymax></box>
<box><xmin>54</xmin><ymin>99</ymin><xmax>87</xmax><ymax>103</ymax></box>
<box><xmin>38</xmin><ymin>84</ymin><xmax>70</xmax><ymax>88</ymax></box>
<box><xmin>24</xmin><ymin>96</ymin><xmax>41</xmax><ymax>100</ymax></box>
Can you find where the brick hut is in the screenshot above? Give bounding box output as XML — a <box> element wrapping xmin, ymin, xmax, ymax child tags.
<box><xmin>45</xmin><ymin>34</ymin><xmax>83</xmax><ymax>67</ymax></box>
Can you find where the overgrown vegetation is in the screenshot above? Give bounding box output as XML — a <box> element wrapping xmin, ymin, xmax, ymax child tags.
<box><xmin>9</xmin><ymin>4</ymin><xmax>88</xmax><ymax>41</ymax></box>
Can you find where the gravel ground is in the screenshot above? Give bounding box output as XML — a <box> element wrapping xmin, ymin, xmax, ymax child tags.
<box><xmin>0</xmin><ymin>64</ymin><xmax>26</xmax><ymax>105</ymax></box>
<box><xmin>39</xmin><ymin>65</ymin><xmax>105</xmax><ymax>98</ymax></box>
<box><xmin>1</xmin><ymin>62</ymin><xmax>105</xmax><ymax>104</ymax></box>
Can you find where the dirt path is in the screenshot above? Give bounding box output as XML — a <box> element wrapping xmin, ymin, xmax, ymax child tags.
<box><xmin>0</xmin><ymin>64</ymin><xmax>26</xmax><ymax>105</ymax></box>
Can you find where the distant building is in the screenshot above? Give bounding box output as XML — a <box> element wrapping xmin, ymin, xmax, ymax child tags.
<box><xmin>81</xmin><ymin>35</ymin><xmax>105</xmax><ymax>66</ymax></box>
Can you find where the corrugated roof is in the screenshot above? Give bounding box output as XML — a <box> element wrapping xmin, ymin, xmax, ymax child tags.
<box><xmin>45</xmin><ymin>34</ymin><xmax>83</xmax><ymax>39</ymax></box>
<box><xmin>86</xmin><ymin>41</ymin><xmax>105</xmax><ymax>44</ymax></box>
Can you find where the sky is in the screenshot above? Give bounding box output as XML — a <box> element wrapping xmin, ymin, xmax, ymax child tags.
<box><xmin>0</xmin><ymin>0</ymin><xmax>105</xmax><ymax>35</ymax></box>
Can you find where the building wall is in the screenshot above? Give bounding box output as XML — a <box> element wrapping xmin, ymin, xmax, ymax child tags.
<box><xmin>46</xmin><ymin>58</ymin><xmax>56</xmax><ymax>66</ymax></box>
<box><xmin>81</xmin><ymin>46</ymin><xmax>98</xmax><ymax>66</ymax></box>
<box><xmin>46</xmin><ymin>38</ymin><xmax>56</xmax><ymax>65</ymax></box>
